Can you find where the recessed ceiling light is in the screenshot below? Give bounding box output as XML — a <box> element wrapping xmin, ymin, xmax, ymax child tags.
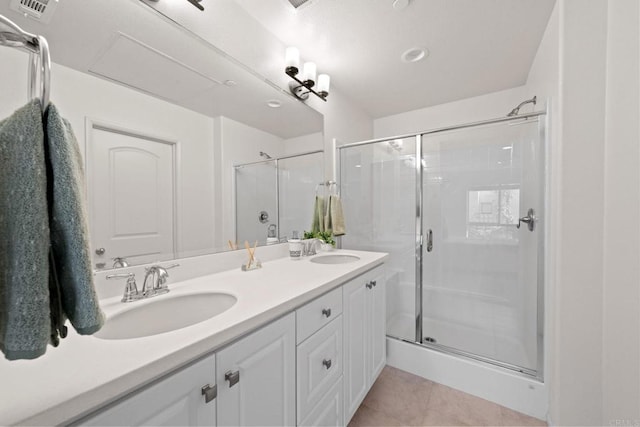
<box><xmin>224</xmin><ymin>80</ymin><xmax>237</xmax><ymax>87</ymax></box>
<box><xmin>267</xmin><ymin>100</ymin><xmax>282</xmax><ymax>108</ymax></box>
<box><xmin>401</xmin><ymin>47</ymin><xmax>428</xmax><ymax>63</ymax></box>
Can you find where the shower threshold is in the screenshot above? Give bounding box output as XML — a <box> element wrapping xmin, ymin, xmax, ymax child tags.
<box><xmin>387</xmin><ymin>334</ymin><xmax>540</xmax><ymax>379</ymax></box>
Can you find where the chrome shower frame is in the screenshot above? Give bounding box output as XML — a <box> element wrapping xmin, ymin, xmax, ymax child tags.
<box><xmin>337</xmin><ymin>110</ymin><xmax>547</xmax><ymax>381</ymax></box>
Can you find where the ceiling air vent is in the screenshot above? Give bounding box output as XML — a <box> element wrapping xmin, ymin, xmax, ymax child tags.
<box><xmin>287</xmin><ymin>0</ymin><xmax>313</xmax><ymax>9</ymax></box>
<box><xmin>10</xmin><ymin>0</ymin><xmax>59</xmax><ymax>24</ymax></box>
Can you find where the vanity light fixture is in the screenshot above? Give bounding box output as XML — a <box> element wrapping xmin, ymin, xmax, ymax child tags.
<box><xmin>285</xmin><ymin>47</ymin><xmax>330</xmax><ymax>102</ymax></box>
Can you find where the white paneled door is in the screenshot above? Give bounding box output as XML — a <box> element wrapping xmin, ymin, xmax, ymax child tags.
<box><xmin>88</xmin><ymin>122</ymin><xmax>176</xmax><ymax>268</ymax></box>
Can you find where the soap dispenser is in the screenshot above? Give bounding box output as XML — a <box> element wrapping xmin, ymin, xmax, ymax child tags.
<box><xmin>288</xmin><ymin>230</ymin><xmax>302</xmax><ymax>260</ymax></box>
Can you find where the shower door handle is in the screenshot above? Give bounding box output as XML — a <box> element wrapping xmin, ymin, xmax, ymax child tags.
<box><xmin>517</xmin><ymin>208</ymin><xmax>536</xmax><ymax>232</ymax></box>
<box><xmin>425</xmin><ymin>229</ymin><xmax>433</xmax><ymax>252</ymax></box>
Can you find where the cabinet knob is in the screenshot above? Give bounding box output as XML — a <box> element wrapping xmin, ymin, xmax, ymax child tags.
<box><xmin>201</xmin><ymin>384</ymin><xmax>217</xmax><ymax>403</ymax></box>
<box><xmin>371</xmin><ymin>280</ymin><xmax>377</xmax><ymax>287</ymax></box>
<box><xmin>225</xmin><ymin>370</ymin><xmax>240</xmax><ymax>387</ymax></box>
<box><xmin>322</xmin><ymin>359</ymin><xmax>332</xmax><ymax>370</ymax></box>
<box><xmin>322</xmin><ymin>308</ymin><xmax>332</xmax><ymax>318</ymax></box>
<box><xmin>366</xmin><ymin>281</ymin><xmax>373</xmax><ymax>289</ymax></box>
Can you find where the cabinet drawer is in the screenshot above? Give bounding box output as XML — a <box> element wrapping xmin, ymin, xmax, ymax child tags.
<box><xmin>296</xmin><ymin>316</ymin><xmax>343</xmax><ymax>423</ymax></box>
<box><xmin>296</xmin><ymin>286</ymin><xmax>342</xmax><ymax>344</ymax></box>
<box><xmin>299</xmin><ymin>377</ymin><xmax>343</xmax><ymax>427</ymax></box>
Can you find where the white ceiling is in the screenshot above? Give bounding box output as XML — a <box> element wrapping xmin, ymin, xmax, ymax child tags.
<box><xmin>234</xmin><ymin>0</ymin><xmax>556</xmax><ymax>118</ymax></box>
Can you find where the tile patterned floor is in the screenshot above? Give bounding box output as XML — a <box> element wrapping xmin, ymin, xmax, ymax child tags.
<box><xmin>348</xmin><ymin>366</ymin><xmax>547</xmax><ymax>427</ymax></box>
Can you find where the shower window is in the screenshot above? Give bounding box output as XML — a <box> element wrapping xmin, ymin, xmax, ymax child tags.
<box><xmin>467</xmin><ymin>186</ymin><xmax>520</xmax><ymax>241</ymax></box>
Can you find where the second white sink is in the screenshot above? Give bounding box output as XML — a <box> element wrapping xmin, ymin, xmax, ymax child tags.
<box><xmin>310</xmin><ymin>254</ymin><xmax>360</xmax><ymax>264</ymax></box>
<box><xmin>95</xmin><ymin>292</ymin><xmax>237</xmax><ymax>340</ymax></box>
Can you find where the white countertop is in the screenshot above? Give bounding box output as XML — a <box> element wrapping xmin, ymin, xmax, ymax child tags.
<box><xmin>0</xmin><ymin>249</ymin><xmax>387</xmax><ymax>426</ymax></box>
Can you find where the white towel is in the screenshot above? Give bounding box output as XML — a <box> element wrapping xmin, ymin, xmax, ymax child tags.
<box><xmin>330</xmin><ymin>195</ymin><xmax>346</xmax><ymax>236</ymax></box>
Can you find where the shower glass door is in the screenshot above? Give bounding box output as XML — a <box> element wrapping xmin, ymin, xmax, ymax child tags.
<box><xmin>420</xmin><ymin>118</ymin><xmax>543</xmax><ymax>374</ymax></box>
<box><xmin>340</xmin><ymin>137</ymin><xmax>417</xmax><ymax>342</ymax></box>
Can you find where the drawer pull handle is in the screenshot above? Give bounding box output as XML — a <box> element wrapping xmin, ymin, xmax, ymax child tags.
<box><xmin>201</xmin><ymin>384</ymin><xmax>217</xmax><ymax>403</ymax></box>
<box><xmin>322</xmin><ymin>359</ymin><xmax>332</xmax><ymax>370</ymax></box>
<box><xmin>322</xmin><ymin>308</ymin><xmax>332</xmax><ymax>318</ymax></box>
<box><xmin>225</xmin><ymin>370</ymin><xmax>240</xmax><ymax>387</ymax></box>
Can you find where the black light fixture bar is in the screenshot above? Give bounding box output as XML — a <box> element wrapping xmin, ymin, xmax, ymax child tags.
<box><xmin>285</xmin><ymin>68</ymin><xmax>328</xmax><ymax>102</ymax></box>
<box><xmin>186</xmin><ymin>0</ymin><xmax>204</xmax><ymax>11</ymax></box>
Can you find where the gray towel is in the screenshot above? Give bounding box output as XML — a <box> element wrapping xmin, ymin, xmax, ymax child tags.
<box><xmin>45</xmin><ymin>103</ymin><xmax>104</xmax><ymax>335</ymax></box>
<box><xmin>0</xmin><ymin>100</ymin><xmax>51</xmax><ymax>360</ymax></box>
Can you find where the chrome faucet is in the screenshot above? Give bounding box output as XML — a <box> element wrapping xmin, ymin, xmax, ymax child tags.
<box><xmin>112</xmin><ymin>257</ymin><xmax>129</xmax><ymax>268</ymax></box>
<box><xmin>142</xmin><ymin>263</ymin><xmax>180</xmax><ymax>298</ymax></box>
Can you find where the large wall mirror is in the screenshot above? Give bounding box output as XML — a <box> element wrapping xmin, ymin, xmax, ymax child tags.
<box><xmin>0</xmin><ymin>1</ymin><xmax>324</xmax><ymax>270</ymax></box>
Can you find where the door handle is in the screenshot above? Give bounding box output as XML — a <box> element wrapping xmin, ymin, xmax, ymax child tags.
<box><xmin>517</xmin><ymin>208</ymin><xmax>536</xmax><ymax>232</ymax></box>
<box><xmin>426</xmin><ymin>229</ymin><xmax>433</xmax><ymax>252</ymax></box>
<box><xmin>225</xmin><ymin>370</ymin><xmax>240</xmax><ymax>387</ymax></box>
<box><xmin>201</xmin><ymin>384</ymin><xmax>217</xmax><ymax>403</ymax></box>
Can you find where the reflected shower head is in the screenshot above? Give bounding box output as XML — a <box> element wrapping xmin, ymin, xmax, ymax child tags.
<box><xmin>259</xmin><ymin>151</ymin><xmax>272</xmax><ymax>159</ymax></box>
<box><xmin>507</xmin><ymin>96</ymin><xmax>537</xmax><ymax>117</ymax></box>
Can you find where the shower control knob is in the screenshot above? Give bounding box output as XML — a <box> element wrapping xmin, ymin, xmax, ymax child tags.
<box><xmin>517</xmin><ymin>208</ymin><xmax>536</xmax><ymax>232</ymax></box>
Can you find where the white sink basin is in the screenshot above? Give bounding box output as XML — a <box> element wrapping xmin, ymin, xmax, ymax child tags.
<box><xmin>310</xmin><ymin>254</ymin><xmax>361</xmax><ymax>264</ymax></box>
<box><xmin>95</xmin><ymin>292</ymin><xmax>237</xmax><ymax>340</ymax></box>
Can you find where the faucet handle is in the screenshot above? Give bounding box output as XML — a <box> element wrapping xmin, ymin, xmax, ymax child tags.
<box><xmin>107</xmin><ymin>273</ymin><xmax>140</xmax><ymax>303</ymax></box>
<box><xmin>157</xmin><ymin>263</ymin><xmax>180</xmax><ymax>285</ymax></box>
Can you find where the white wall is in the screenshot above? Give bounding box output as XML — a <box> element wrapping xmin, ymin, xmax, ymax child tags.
<box><xmin>547</xmin><ymin>0</ymin><xmax>640</xmax><ymax>424</ymax></box>
<box><xmin>374</xmin><ymin>86</ymin><xmax>527</xmax><ymax>138</ymax></box>
<box><xmin>0</xmin><ymin>48</ymin><xmax>216</xmax><ymax>259</ymax></box>
<box><xmin>282</xmin><ymin>132</ymin><xmax>323</xmax><ymax>156</ymax></box>
<box><xmin>602</xmin><ymin>0</ymin><xmax>640</xmax><ymax>422</ymax></box>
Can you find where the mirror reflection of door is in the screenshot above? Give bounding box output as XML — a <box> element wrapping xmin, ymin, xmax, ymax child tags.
<box><xmin>88</xmin><ymin>122</ymin><xmax>176</xmax><ymax>269</ymax></box>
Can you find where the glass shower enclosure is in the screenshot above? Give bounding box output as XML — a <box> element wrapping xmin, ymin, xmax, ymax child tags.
<box><xmin>234</xmin><ymin>150</ymin><xmax>324</xmax><ymax>244</ymax></box>
<box><xmin>339</xmin><ymin>112</ymin><xmax>545</xmax><ymax>378</ymax></box>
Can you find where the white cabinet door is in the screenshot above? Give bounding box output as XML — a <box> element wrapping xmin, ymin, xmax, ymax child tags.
<box><xmin>216</xmin><ymin>313</ymin><xmax>296</xmax><ymax>427</ymax></box>
<box><xmin>81</xmin><ymin>353</ymin><xmax>216</xmax><ymax>426</ymax></box>
<box><xmin>368</xmin><ymin>270</ymin><xmax>387</xmax><ymax>383</ymax></box>
<box><xmin>343</xmin><ymin>276</ymin><xmax>369</xmax><ymax>422</ymax></box>
<box><xmin>343</xmin><ymin>266</ymin><xmax>386</xmax><ymax>424</ymax></box>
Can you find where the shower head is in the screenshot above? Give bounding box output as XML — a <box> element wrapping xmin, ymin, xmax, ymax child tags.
<box><xmin>507</xmin><ymin>96</ymin><xmax>537</xmax><ymax>117</ymax></box>
<box><xmin>259</xmin><ymin>151</ymin><xmax>272</xmax><ymax>159</ymax></box>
